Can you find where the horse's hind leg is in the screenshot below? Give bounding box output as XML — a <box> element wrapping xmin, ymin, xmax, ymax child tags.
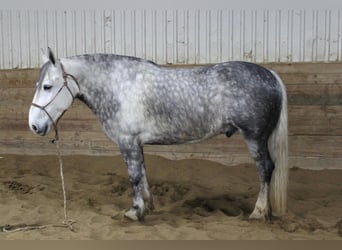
<box><xmin>119</xmin><ymin>142</ymin><xmax>154</xmax><ymax>221</ymax></box>
<box><xmin>245</xmin><ymin>138</ymin><xmax>274</xmax><ymax>222</ymax></box>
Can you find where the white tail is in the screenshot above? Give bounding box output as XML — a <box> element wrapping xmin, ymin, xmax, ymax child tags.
<box><xmin>268</xmin><ymin>70</ymin><xmax>288</xmax><ymax>215</ymax></box>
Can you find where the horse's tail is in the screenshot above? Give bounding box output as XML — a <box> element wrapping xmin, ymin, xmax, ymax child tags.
<box><xmin>268</xmin><ymin>70</ymin><xmax>288</xmax><ymax>215</ymax></box>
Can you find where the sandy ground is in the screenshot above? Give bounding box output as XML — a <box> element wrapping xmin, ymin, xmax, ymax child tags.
<box><xmin>0</xmin><ymin>154</ymin><xmax>341</xmax><ymax>240</ymax></box>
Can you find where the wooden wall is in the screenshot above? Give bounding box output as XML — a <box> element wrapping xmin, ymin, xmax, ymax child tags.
<box><xmin>0</xmin><ymin>63</ymin><xmax>341</xmax><ymax>170</ymax></box>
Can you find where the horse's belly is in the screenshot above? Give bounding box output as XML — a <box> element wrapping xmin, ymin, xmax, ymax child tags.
<box><xmin>141</xmin><ymin>118</ymin><xmax>224</xmax><ymax>145</ymax></box>
<box><xmin>142</xmin><ymin>132</ymin><xmax>217</xmax><ymax>145</ymax></box>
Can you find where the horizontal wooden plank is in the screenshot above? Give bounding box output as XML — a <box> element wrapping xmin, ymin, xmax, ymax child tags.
<box><xmin>1</xmin><ymin>83</ymin><xmax>342</xmax><ymax>111</ymax></box>
<box><xmin>1</xmin><ymin>130</ymin><xmax>341</xmax><ymax>158</ymax></box>
<box><xmin>1</xmin><ymin>105</ymin><xmax>342</xmax><ymax>136</ymax></box>
<box><xmin>0</xmin><ymin>118</ymin><xmax>103</xmax><ymax>132</ymax></box>
<box><xmin>264</xmin><ymin>62</ymin><xmax>342</xmax><ymax>74</ymax></box>
<box><xmin>288</xmin><ymin>136</ymin><xmax>342</xmax><ymax>158</ymax></box>
<box><xmin>278</xmin><ymin>73</ymin><xmax>342</xmax><ymax>85</ymax></box>
<box><xmin>288</xmin><ymin>105</ymin><xmax>342</xmax><ymax>136</ymax></box>
<box><xmin>0</xmin><ymin>69</ymin><xmax>38</xmax><ymax>81</ymax></box>
<box><xmin>0</xmin><ymin>102</ymin><xmax>95</xmax><ymax>121</ymax></box>
<box><xmin>1</xmin><ymin>140</ymin><xmax>341</xmax><ymax>170</ymax></box>
<box><xmin>0</xmin><ymin>88</ymin><xmax>36</xmax><ymax>104</ymax></box>
<box><xmin>288</xmin><ymin>156</ymin><xmax>342</xmax><ymax>170</ymax></box>
<box><xmin>0</xmin><ymin>79</ymin><xmax>37</xmax><ymax>88</ymax></box>
<box><xmin>286</xmin><ymin>84</ymin><xmax>342</xmax><ymax>105</ymax></box>
<box><xmin>150</xmin><ymin>153</ymin><xmax>342</xmax><ymax>170</ymax></box>
<box><xmin>146</xmin><ymin>135</ymin><xmax>342</xmax><ymax>158</ymax></box>
<box><xmin>2</xmin><ymin>73</ymin><xmax>342</xmax><ymax>89</ymax></box>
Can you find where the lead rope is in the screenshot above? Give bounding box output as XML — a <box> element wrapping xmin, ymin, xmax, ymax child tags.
<box><xmin>54</xmin><ymin>139</ymin><xmax>76</xmax><ymax>231</ymax></box>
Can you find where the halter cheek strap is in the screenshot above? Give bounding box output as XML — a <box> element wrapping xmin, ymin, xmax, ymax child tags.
<box><xmin>31</xmin><ymin>63</ymin><xmax>80</xmax><ymax>143</ymax></box>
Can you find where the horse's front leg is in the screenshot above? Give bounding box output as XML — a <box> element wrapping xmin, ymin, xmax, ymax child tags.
<box><xmin>119</xmin><ymin>141</ymin><xmax>153</xmax><ymax>221</ymax></box>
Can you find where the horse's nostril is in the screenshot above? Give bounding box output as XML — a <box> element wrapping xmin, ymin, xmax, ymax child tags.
<box><xmin>32</xmin><ymin>124</ymin><xmax>38</xmax><ymax>132</ymax></box>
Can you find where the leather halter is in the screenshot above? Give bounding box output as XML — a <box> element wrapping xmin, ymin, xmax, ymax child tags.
<box><xmin>31</xmin><ymin>63</ymin><xmax>80</xmax><ymax>142</ymax></box>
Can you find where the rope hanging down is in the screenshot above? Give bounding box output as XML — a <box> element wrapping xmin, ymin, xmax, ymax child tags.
<box><xmin>54</xmin><ymin>139</ymin><xmax>77</xmax><ymax>230</ymax></box>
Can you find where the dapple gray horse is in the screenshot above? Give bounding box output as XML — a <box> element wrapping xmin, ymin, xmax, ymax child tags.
<box><xmin>29</xmin><ymin>48</ymin><xmax>288</xmax><ymax>222</ymax></box>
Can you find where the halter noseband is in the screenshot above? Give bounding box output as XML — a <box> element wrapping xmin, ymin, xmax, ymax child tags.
<box><xmin>31</xmin><ymin>63</ymin><xmax>80</xmax><ymax>143</ymax></box>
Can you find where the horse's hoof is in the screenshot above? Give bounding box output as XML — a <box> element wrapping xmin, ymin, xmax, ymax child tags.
<box><xmin>249</xmin><ymin>209</ymin><xmax>272</xmax><ymax>223</ymax></box>
<box><xmin>124</xmin><ymin>208</ymin><xmax>139</xmax><ymax>221</ymax></box>
<box><xmin>124</xmin><ymin>208</ymin><xmax>145</xmax><ymax>222</ymax></box>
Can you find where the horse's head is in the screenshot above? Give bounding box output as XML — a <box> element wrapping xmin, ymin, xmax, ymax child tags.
<box><xmin>28</xmin><ymin>48</ymin><xmax>80</xmax><ymax>137</ymax></box>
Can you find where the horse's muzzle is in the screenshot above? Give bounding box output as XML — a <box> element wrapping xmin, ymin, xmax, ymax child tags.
<box><xmin>30</xmin><ymin>122</ymin><xmax>49</xmax><ymax>136</ymax></box>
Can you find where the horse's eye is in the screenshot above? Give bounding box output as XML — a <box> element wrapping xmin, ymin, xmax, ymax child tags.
<box><xmin>43</xmin><ymin>85</ymin><xmax>52</xmax><ymax>91</ymax></box>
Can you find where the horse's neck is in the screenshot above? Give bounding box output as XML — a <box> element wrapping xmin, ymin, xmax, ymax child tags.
<box><xmin>60</xmin><ymin>57</ymin><xmax>117</xmax><ymax>119</ymax></box>
<box><xmin>60</xmin><ymin>58</ymin><xmax>96</xmax><ymax>107</ymax></box>
<box><xmin>60</xmin><ymin>58</ymin><xmax>85</xmax><ymax>81</ymax></box>
<box><xmin>61</xmin><ymin>57</ymin><xmax>101</xmax><ymax>90</ymax></box>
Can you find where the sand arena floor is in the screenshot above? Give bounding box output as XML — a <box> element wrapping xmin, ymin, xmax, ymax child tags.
<box><xmin>0</xmin><ymin>154</ymin><xmax>341</xmax><ymax>240</ymax></box>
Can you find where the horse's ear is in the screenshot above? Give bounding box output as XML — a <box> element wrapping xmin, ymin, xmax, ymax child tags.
<box><xmin>41</xmin><ymin>48</ymin><xmax>49</xmax><ymax>64</ymax></box>
<box><xmin>48</xmin><ymin>47</ymin><xmax>56</xmax><ymax>66</ymax></box>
